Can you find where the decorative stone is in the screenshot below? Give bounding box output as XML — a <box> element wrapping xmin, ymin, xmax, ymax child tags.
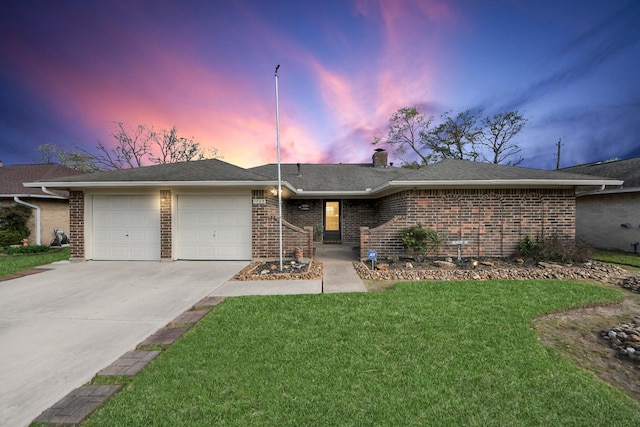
<box><xmin>481</xmin><ymin>261</ymin><xmax>494</xmax><ymax>267</ymax></box>
<box><xmin>377</xmin><ymin>263</ymin><xmax>390</xmax><ymax>270</ymax></box>
<box><xmin>538</xmin><ymin>261</ymin><xmax>563</xmax><ymax>269</ymax></box>
<box><xmin>433</xmin><ymin>260</ymin><xmax>456</xmax><ymax>270</ymax></box>
<box><xmin>405</xmin><ymin>262</ymin><xmax>413</xmax><ymax>269</ymax></box>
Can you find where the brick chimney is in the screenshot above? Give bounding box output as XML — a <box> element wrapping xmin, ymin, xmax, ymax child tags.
<box><xmin>372</xmin><ymin>149</ymin><xmax>388</xmax><ymax>168</ymax></box>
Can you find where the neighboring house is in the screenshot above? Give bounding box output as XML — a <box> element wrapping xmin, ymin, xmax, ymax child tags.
<box><xmin>0</xmin><ymin>163</ymin><xmax>84</xmax><ymax>245</ymax></box>
<box><xmin>562</xmin><ymin>157</ymin><xmax>640</xmax><ymax>252</ymax></box>
<box><xmin>25</xmin><ymin>150</ymin><xmax>621</xmax><ymax>261</ymax></box>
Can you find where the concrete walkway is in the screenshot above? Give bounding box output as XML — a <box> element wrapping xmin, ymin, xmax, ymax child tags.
<box><xmin>210</xmin><ymin>242</ymin><xmax>366</xmax><ymax>296</ymax></box>
<box><xmin>315</xmin><ymin>242</ymin><xmax>367</xmax><ymax>293</ymax></box>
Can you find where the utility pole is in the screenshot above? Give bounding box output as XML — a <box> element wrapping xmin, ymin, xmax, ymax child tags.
<box><xmin>555</xmin><ymin>138</ymin><xmax>563</xmax><ymax>169</ymax></box>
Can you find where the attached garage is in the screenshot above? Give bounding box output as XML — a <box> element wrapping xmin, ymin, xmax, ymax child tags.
<box><xmin>91</xmin><ymin>195</ymin><xmax>161</xmax><ymax>260</ymax></box>
<box><xmin>176</xmin><ymin>193</ymin><xmax>251</xmax><ymax>260</ymax></box>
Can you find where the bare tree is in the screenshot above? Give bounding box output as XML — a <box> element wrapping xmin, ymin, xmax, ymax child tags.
<box><xmin>373</xmin><ymin>106</ymin><xmax>434</xmax><ymax>165</ymax></box>
<box><xmin>150</xmin><ymin>126</ymin><xmax>212</xmax><ymax>164</ymax></box>
<box><xmin>88</xmin><ymin>122</ymin><xmax>154</xmax><ymax>170</ymax></box>
<box><xmin>37</xmin><ymin>123</ymin><xmax>222</xmax><ymax>171</ymax></box>
<box><xmin>478</xmin><ymin>111</ymin><xmax>527</xmax><ymax>166</ymax></box>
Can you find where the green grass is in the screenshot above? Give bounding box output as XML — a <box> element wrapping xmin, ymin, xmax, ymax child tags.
<box><xmin>0</xmin><ymin>247</ymin><xmax>69</xmax><ymax>278</ymax></box>
<box><xmin>593</xmin><ymin>249</ymin><xmax>640</xmax><ymax>268</ymax></box>
<box><xmin>86</xmin><ymin>280</ymin><xmax>640</xmax><ymax>426</ymax></box>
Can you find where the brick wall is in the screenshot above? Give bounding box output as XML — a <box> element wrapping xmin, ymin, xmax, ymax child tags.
<box><xmin>284</xmin><ymin>199</ymin><xmax>323</xmax><ymax>240</ymax></box>
<box><xmin>360</xmin><ymin>216</ymin><xmax>407</xmax><ymax>260</ymax></box>
<box><xmin>378</xmin><ymin>192</ymin><xmax>407</xmax><ymax>223</ymax></box>
<box><xmin>360</xmin><ymin>188</ymin><xmax>575</xmax><ymax>260</ymax></box>
<box><xmin>69</xmin><ymin>191</ymin><xmax>85</xmax><ymax>260</ymax></box>
<box><xmin>576</xmin><ymin>192</ymin><xmax>640</xmax><ymax>252</ymax></box>
<box><xmin>252</xmin><ymin>190</ymin><xmax>313</xmax><ymax>260</ymax></box>
<box><xmin>283</xmin><ymin>199</ymin><xmax>377</xmax><ymax>242</ymax></box>
<box><xmin>342</xmin><ymin>200</ymin><xmax>377</xmax><ymax>241</ymax></box>
<box><xmin>160</xmin><ymin>190</ymin><xmax>172</xmax><ymax>259</ymax></box>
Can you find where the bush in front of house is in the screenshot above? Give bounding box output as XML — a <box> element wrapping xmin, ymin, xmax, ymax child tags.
<box><xmin>519</xmin><ymin>234</ymin><xmax>593</xmax><ymax>264</ymax></box>
<box><xmin>0</xmin><ymin>205</ymin><xmax>31</xmax><ymax>246</ymax></box>
<box><xmin>400</xmin><ymin>223</ymin><xmax>446</xmax><ymax>257</ymax></box>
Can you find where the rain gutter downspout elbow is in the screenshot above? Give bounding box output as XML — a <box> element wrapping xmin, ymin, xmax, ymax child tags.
<box><xmin>13</xmin><ymin>196</ymin><xmax>41</xmax><ymax>245</ymax></box>
<box><xmin>41</xmin><ymin>186</ymin><xmax>62</xmax><ymax>198</ymax></box>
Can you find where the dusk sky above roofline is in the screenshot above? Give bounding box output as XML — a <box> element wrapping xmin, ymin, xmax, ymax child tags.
<box><xmin>1</xmin><ymin>0</ymin><xmax>639</xmax><ymax>170</ymax></box>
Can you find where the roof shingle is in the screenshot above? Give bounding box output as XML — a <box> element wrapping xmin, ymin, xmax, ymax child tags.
<box><xmin>0</xmin><ymin>164</ymin><xmax>83</xmax><ymax>198</ymax></box>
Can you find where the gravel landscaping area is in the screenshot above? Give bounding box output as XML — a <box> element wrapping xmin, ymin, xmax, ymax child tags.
<box><xmin>353</xmin><ymin>258</ymin><xmax>630</xmax><ymax>282</ymax></box>
<box><xmin>233</xmin><ymin>260</ymin><xmax>323</xmax><ymax>281</ymax></box>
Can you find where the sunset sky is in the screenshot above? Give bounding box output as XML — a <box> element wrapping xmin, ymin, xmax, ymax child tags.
<box><xmin>1</xmin><ymin>0</ymin><xmax>639</xmax><ymax>170</ymax></box>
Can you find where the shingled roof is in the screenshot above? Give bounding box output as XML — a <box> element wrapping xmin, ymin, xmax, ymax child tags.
<box><xmin>27</xmin><ymin>158</ymin><xmax>273</xmax><ymax>186</ymax></box>
<box><xmin>250</xmin><ymin>159</ymin><xmax>621</xmax><ymax>195</ymax></box>
<box><xmin>561</xmin><ymin>157</ymin><xmax>640</xmax><ymax>188</ymax></box>
<box><xmin>25</xmin><ymin>157</ymin><xmax>622</xmax><ymax>196</ymax></box>
<box><xmin>0</xmin><ymin>164</ymin><xmax>83</xmax><ymax>198</ymax></box>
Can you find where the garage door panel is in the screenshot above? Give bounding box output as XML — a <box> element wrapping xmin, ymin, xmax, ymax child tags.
<box><xmin>176</xmin><ymin>194</ymin><xmax>251</xmax><ymax>260</ymax></box>
<box><xmin>92</xmin><ymin>195</ymin><xmax>160</xmax><ymax>261</ymax></box>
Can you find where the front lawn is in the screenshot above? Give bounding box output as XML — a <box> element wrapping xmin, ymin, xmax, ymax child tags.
<box><xmin>594</xmin><ymin>249</ymin><xmax>640</xmax><ymax>268</ymax></box>
<box><xmin>0</xmin><ymin>247</ymin><xmax>69</xmax><ymax>279</ymax></box>
<box><xmin>87</xmin><ymin>280</ymin><xmax>640</xmax><ymax>426</ymax></box>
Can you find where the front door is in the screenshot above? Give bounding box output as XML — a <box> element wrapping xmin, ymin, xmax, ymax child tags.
<box><xmin>323</xmin><ymin>200</ymin><xmax>341</xmax><ymax>241</ymax></box>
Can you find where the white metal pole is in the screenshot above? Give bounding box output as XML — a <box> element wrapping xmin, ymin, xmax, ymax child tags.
<box><xmin>275</xmin><ymin>65</ymin><xmax>283</xmax><ymax>271</ymax></box>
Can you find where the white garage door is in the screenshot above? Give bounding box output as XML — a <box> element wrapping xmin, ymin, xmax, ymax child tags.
<box><xmin>92</xmin><ymin>195</ymin><xmax>160</xmax><ymax>260</ymax></box>
<box><xmin>176</xmin><ymin>194</ymin><xmax>251</xmax><ymax>260</ymax></box>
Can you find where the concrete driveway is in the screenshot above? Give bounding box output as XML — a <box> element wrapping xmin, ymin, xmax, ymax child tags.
<box><xmin>0</xmin><ymin>260</ymin><xmax>247</xmax><ymax>427</ymax></box>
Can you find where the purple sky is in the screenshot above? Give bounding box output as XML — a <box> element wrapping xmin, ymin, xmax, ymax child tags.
<box><xmin>1</xmin><ymin>0</ymin><xmax>638</xmax><ymax>169</ymax></box>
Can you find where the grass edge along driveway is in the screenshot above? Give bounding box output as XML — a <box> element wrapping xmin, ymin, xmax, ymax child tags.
<box><xmin>86</xmin><ymin>280</ymin><xmax>640</xmax><ymax>426</ymax></box>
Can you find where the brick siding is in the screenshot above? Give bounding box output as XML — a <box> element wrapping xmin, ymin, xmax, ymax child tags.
<box><xmin>252</xmin><ymin>190</ymin><xmax>314</xmax><ymax>260</ymax></box>
<box><xmin>160</xmin><ymin>190</ymin><xmax>172</xmax><ymax>259</ymax></box>
<box><xmin>360</xmin><ymin>188</ymin><xmax>575</xmax><ymax>260</ymax></box>
<box><xmin>69</xmin><ymin>191</ymin><xmax>85</xmax><ymax>260</ymax></box>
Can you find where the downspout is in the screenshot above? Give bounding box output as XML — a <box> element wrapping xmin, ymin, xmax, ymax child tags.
<box><xmin>41</xmin><ymin>186</ymin><xmax>62</xmax><ymax>197</ymax></box>
<box><xmin>13</xmin><ymin>197</ymin><xmax>41</xmax><ymax>245</ymax></box>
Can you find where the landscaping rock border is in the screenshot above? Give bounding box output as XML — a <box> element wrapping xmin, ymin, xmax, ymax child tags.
<box><xmin>600</xmin><ymin>317</ymin><xmax>640</xmax><ymax>365</ymax></box>
<box><xmin>233</xmin><ymin>261</ymin><xmax>323</xmax><ymax>281</ymax></box>
<box><xmin>353</xmin><ymin>260</ymin><xmax>629</xmax><ymax>282</ymax></box>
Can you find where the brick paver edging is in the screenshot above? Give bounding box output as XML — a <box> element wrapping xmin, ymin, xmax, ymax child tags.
<box><xmin>32</xmin><ymin>296</ymin><xmax>226</xmax><ymax>426</ymax></box>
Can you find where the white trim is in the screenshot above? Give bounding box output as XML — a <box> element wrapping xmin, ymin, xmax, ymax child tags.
<box><xmin>371</xmin><ymin>178</ymin><xmax>623</xmax><ymax>192</ymax></box>
<box><xmin>24</xmin><ymin>180</ymin><xmax>281</xmax><ymax>188</ymax></box>
<box><xmin>25</xmin><ymin>178</ymin><xmax>623</xmax><ymax>198</ymax></box>
<box><xmin>576</xmin><ymin>186</ymin><xmax>640</xmax><ymax>197</ymax></box>
<box><xmin>0</xmin><ymin>193</ymin><xmax>67</xmax><ymax>200</ymax></box>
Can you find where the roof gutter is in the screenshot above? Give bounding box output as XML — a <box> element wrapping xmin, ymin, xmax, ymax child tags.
<box><xmin>24</xmin><ymin>180</ymin><xmax>285</xmax><ymax>189</ymax></box>
<box><xmin>370</xmin><ymin>178</ymin><xmax>624</xmax><ymax>194</ymax></box>
<box><xmin>13</xmin><ymin>197</ymin><xmax>40</xmax><ymax>245</ymax></box>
